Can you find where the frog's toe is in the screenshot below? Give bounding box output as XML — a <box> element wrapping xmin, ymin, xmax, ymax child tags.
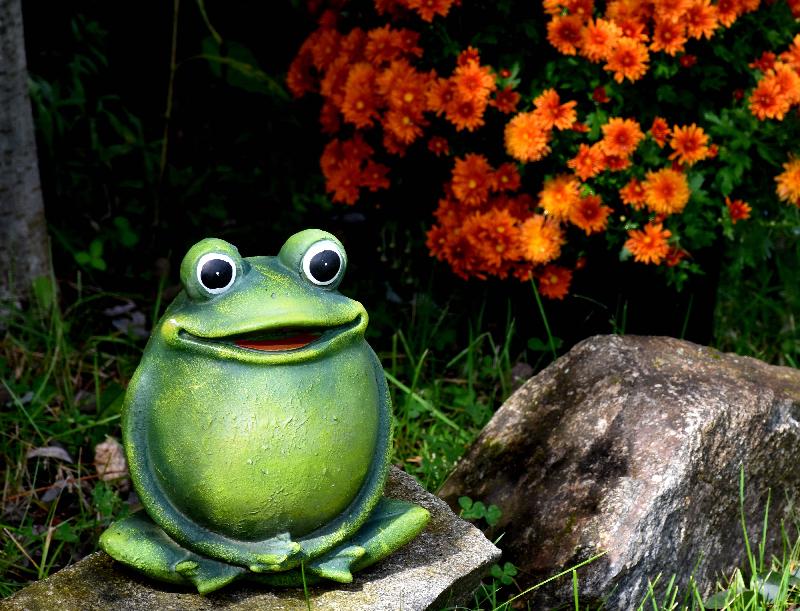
<box><xmin>249</xmin><ymin>536</ymin><xmax>303</xmax><ymax>573</ymax></box>
<box><xmin>175</xmin><ymin>559</ymin><xmax>245</xmax><ymax>595</ymax></box>
<box><xmin>307</xmin><ymin>544</ymin><xmax>365</xmax><ymax>583</ymax></box>
<box><xmin>348</xmin><ymin>497</ymin><xmax>430</xmax><ymax>573</ymax></box>
<box><xmin>100</xmin><ymin>512</ymin><xmax>246</xmax><ymax>593</ymax></box>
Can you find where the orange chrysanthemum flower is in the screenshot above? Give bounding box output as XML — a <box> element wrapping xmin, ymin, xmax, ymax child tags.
<box><xmin>780</xmin><ymin>35</ymin><xmax>800</xmax><ymax>71</ymax></box>
<box><xmin>428</xmin><ymin>135</ymin><xmax>450</xmax><ymax>156</ymax></box>
<box><xmin>341</xmin><ymin>63</ymin><xmax>380</xmax><ymax>128</ymax></box>
<box><xmin>775</xmin><ymin>157</ymin><xmax>800</xmax><ymax>206</ymax></box>
<box><xmin>406</xmin><ymin>0</ymin><xmax>456</xmax><ymax>22</ymax></box>
<box><xmin>453</xmin><ymin>59</ymin><xmax>496</xmax><ymax>103</ymax></box>
<box><xmin>749</xmin><ymin>77</ymin><xmax>790</xmax><ymax>121</ymax></box>
<box><xmin>643</xmin><ymin>168</ymin><xmax>691</xmax><ymax>214</ymax></box>
<box><xmin>326</xmin><ymin>158</ymin><xmax>363</xmax><ymax>205</ymax></box>
<box><xmin>533</xmin><ymin>89</ymin><xmax>578</xmax><ymax>130</ymax></box>
<box><xmin>384</xmin><ymin>109</ymin><xmax>426</xmax><ymax>144</ymax></box>
<box><xmin>446</xmin><ymin>96</ymin><xmax>488</xmax><ymax>132</ymax></box>
<box><xmin>504</xmin><ymin>112</ymin><xmax>552</xmax><ymax>162</ymax></box>
<box><xmin>457</xmin><ymin>47</ymin><xmax>481</xmax><ymax>66</ymax></box>
<box><xmin>625</xmin><ymin>222</ymin><xmax>672</xmax><ymax>264</ymax></box>
<box><xmin>581</xmin><ymin>18</ymin><xmax>622</xmax><ymax>62</ymax></box>
<box><xmin>308</xmin><ymin>28</ymin><xmax>342</xmax><ymax>72</ymax></box>
<box><xmin>650</xmin><ymin>117</ymin><xmax>670</xmax><ymax>147</ymax></box>
<box><xmin>451</xmin><ymin>154</ymin><xmax>493</xmax><ymax>206</ymax></box>
<box><xmin>725</xmin><ymin>196</ymin><xmax>751</xmax><ymax>223</ymax></box>
<box><xmin>491</xmin><ymin>87</ymin><xmax>521</xmax><ymax>114</ymax></box>
<box><xmin>654</xmin><ymin>0</ymin><xmax>692</xmax><ymax>23</ymax></box>
<box><xmin>361</xmin><ymin>161</ymin><xmax>390</xmax><ymax>192</ymax></box>
<box><xmin>286</xmin><ymin>48</ymin><xmax>315</xmax><ymax>98</ymax></box>
<box><xmin>600</xmin><ymin>117</ymin><xmax>645</xmax><ymax>157</ymax></box>
<box><xmin>319</xmin><ymin>101</ymin><xmax>341</xmax><ymax>135</ymax></box>
<box><xmin>547</xmin><ymin>15</ymin><xmax>584</xmax><ymax>56</ymax></box>
<box><xmin>716</xmin><ymin>0</ymin><xmax>742</xmax><ymax>26</ymax></box>
<box><xmin>669</xmin><ymin>123</ymin><xmax>710</xmax><ymax>165</ymax></box>
<box><xmin>570</xmin><ymin>194</ymin><xmax>612</xmax><ymax>234</ymax></box>
<box><xmin>605</xmin><ymin>37</ymin><xmax>650</xmax><ymax>83</ymax></box>
<box><xmin>492</xmin><ymin>163</ymin><xmax>522</xmax><ymax>192</ymax></box>
<box><xmin>650</xmin><ymin>20</ymin><xmax>687</xmax><ymax>56</ymax></box>
<box><xmin>774</xmin><ymin>63</ymin><xmax>800</xmax><ymax>105</ymax></box>
<box><xmin>538</xmin><ymin>265</ymin><xmax>573</xmax><ymax>300</ymax></box>
<box><xmin>519</xmin><ymin>215</ymin><xmax>565</xmax><ymax>264</ymax></box>
<box><xmin>568</xmin><ymin>143</ymin><xmax>605</xmax><ymax>180</ymax></box>
<box><xmin>684</xmin><ymin>0</ymin><xmax>719</xmax><ymax>39</ymax></box>
<box><xmin>620</xmin><ymin>177</ymin><xmax>647</xmax><ymax>208</ymax></box>
<box><xmin>603</xmin><ymin>153</ymin><xmax>632</xmax><ymax>172</ymax></box>
<box><xmin>427</xmin><ymin>78</ymin><xmax>456</xmax><ymax>115</ymax></box>
<box><xmin>539</xmin><ymin>174</ymin><xmax>581</xmax><ymax>221</ymax></box>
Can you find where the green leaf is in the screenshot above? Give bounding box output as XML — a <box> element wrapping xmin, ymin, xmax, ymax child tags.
<box><xmin>458</xmin><ymin>496</ymin><xmax>473</xmax><ymax>511</ymax></box>
<box><xmin>528</xmin><ymin>337</ymin><xmax>549</xmax><ymax>351</ymax></box>
<box><xmin>485</xmin><ymin>504</ymin><xmax>502</xmax><ymax>526</ymax></box>
<box><xmin>89</xmin><ymin>238</ymin><xmax>103</xmax><ymax>259</ymax></box>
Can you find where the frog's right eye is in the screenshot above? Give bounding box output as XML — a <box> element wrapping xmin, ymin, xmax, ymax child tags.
<box><xmin>196</xmin><ymin>253</ymin><xmax>237</xmax><ymax>295</ymax></box>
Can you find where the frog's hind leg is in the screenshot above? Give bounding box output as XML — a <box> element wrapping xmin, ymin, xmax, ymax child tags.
<box><xmin>100</xmin><ymin>512</ymin><xmax>246</xmax><ymax>594</ymax></box>
<box><xmin>305</xmin><ymin>497</ymin><xmax>430</xmax><ymax>583</ymax></box>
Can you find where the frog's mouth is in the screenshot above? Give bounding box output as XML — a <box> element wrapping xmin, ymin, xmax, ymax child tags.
<box><xmin>177</xmin><ymin>315</ymin><xmax>362</xmax><ymax>355</ymax></box>
<box><xmin>228</xmin><ymin>326</ymin><xmax>328</xmax><ymax>352</ymax></box>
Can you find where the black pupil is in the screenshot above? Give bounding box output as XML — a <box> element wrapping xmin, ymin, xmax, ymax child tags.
<box><xmin>309</xmin><ymin>250</ymin><xmax>340</xmax><ymax>283</ymax></box>
<box><xmin>200</xmin><ymin>258</ymin><xmax>233</xmax><ymax>290</ymax></box>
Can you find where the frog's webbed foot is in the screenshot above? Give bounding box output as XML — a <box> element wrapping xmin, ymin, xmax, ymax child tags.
<box><xmin>100</xmin><ymin>512</ymin><xmax>246</xmax><ymax>594</ymax></box>
<box><xmin>247</xmin><ymin>533</ymin><xmax>303</xmax><ymax>573</ymax></box>
<box><xmin>305</xmin><ymin>497</ymin><xmax>430</xmax><ymax>583</ymax></box>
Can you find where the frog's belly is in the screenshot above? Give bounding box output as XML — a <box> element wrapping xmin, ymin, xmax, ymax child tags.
<box><xmin>141</xmin><ymin>345</ymin><xmax>381</xmax><ymax>541</ymax></box>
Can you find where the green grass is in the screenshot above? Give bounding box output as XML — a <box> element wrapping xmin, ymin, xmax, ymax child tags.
<box><xmin>1</xmin><ymin>280</ymin><xmax>140</xmax><ymax>596</ymax></box>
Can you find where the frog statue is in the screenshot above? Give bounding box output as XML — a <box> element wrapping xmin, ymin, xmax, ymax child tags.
<box><xmin>99</xmin><ymin>230</ymin><xmax>430</xmax><ymax>594</ymax></box>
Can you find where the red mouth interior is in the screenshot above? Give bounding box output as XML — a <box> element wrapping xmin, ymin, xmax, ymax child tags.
<box><xmin>234</xmin><ymin>332</ymin><xmax>323</xmax><ymax>352</ymax></box>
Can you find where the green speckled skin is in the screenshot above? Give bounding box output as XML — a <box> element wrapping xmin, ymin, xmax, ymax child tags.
<box><xmin>100</xmin><ymin>230</ymin><xmax>429</xmax><ymax>593</ymax></box>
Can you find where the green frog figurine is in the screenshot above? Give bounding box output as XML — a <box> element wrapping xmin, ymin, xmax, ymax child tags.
<box><xmin>100</xmin><ymin>229</ymin><xmax>429</xmax><ymax>593</ymax></box>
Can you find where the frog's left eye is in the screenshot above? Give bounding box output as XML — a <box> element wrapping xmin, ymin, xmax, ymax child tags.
<box><xmin>301</xmin><ymin>240</ymin><xmax>345</xmax><ymax>288</ymax></box>
<box><xmin>196</xmin><ymin>253</ymin><xmax>237</xmax><ymax>295</ymax></box>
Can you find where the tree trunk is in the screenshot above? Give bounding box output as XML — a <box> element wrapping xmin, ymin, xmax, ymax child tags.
<box><xmin>0</xmin><ymin>0</ymin><xmax>51</xmax><ymax>305</ymax></box>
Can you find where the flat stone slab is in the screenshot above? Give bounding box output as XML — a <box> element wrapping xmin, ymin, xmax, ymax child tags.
<box><xmin>2</xmin><ymin>468</ymin><xmax>500</xmax><ymax>611</ymax></box>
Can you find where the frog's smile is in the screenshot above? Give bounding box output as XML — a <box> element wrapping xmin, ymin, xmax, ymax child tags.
<box><xmin>173</xmin><ymin>314</ymin><xmax>364</xmax><ymax>361</ymax></box>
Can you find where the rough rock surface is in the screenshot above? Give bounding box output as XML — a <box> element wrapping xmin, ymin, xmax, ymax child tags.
<box><xmin>3</xmin><ymin>468</ymin><xmax>500</xmax><ymax>611</ymax></box>
<box><xmin>439</xmin><ymin>335</ymin><xmax>800</xmax><ymax>609</ymax></box>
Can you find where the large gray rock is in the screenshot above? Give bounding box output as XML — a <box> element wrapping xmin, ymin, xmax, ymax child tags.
<box><xmin>2</xmin><ymin>468</ymin><xmax>500</xmax><ymax>611</ymax></box>
<box><xmin>439</xmin><ymin>335</ymin><xmax>800</xmax><ymax>609</ymax></box>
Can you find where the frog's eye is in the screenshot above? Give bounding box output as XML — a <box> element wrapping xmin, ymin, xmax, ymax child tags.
<box><xmin>301</xmin><ymin>240</ymin><xmax>345</xmax><ymax>287</ymax></box>
<box><xmin>196</xmin><ymin>253</ymin><xmax>237</xmax><ymax>295</ymax></box>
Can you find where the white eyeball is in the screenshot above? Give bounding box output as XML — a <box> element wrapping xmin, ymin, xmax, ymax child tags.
<box><xmin>196</xmin><ymin>253</ymin><xmax>237</xmax><ymax>294</ymax></box>
<box><xmin>301</xmin><ymin>240</ymin><xmax>345</xmax><ymax>287</ymax></box>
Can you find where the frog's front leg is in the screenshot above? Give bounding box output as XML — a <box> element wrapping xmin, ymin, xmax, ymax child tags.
<box><xmin>305</xmin><ymin>497</ymin><xmax>430</xmax><ymax>583</ymax></box>
<box><xmin>100</xmin><ymin>512</ymin><xmax>247</xmax><ymax>594</ymax></box>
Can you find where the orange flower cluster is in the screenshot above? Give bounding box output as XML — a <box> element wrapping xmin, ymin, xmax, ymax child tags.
<box><xmin>427</xmin><ymin>154</ymin><xmax>548</xmax><ymax>281</ymax></box>
<box><xmin>289</xmin><ymin>14</ymin><xmax>517</xmax><ymax>204</ymax></box>
<box><xmin>749</xmin><ymin>35</ymin><xmax>800</xmax><ymax>121</ymax></box>
<box><xmin>320</xmin><ymin>135</ymin><xmax>390</xmax><ymax>203</ymax></box>
<box><xmin>288</xmin><ymin>0</ymin><xmax>775</xmax><ymax>302</ymax></box>
<box><xmin>544</xmin><ymin>0</ymin><xmax>760</xmax><ymax>82</ymax></box>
